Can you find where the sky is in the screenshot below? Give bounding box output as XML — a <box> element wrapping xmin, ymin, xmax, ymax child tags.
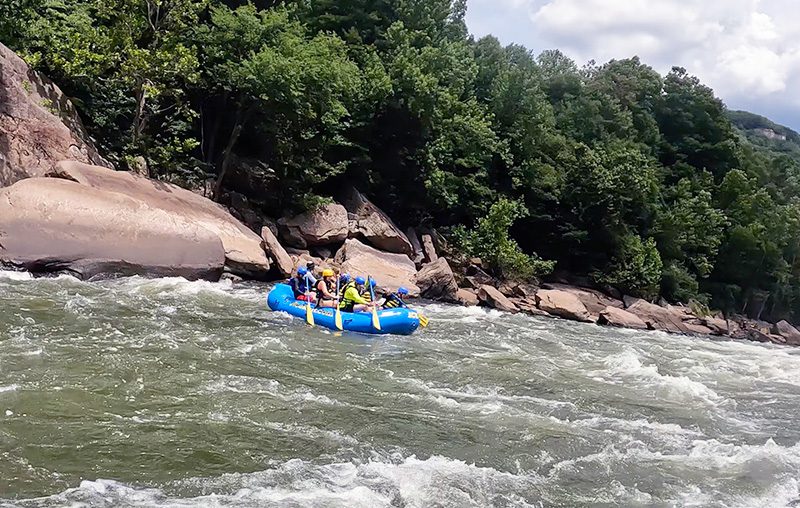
<box><xmin>465</xmin><ymin>0</ymin><xmax>800</xmax><ymax>131</ymax></box>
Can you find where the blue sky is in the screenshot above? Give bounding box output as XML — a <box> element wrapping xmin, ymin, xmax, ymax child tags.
<box><xmin>465</xmin><ymin>0</ymin><xmax>800</xmax><ymax>131</ymax></box>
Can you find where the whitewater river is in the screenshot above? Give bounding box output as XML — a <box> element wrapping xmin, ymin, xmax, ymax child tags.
<box><xmin>1</xmin><ymin>272</ymin><xmax>800</xmax><ymax>507</ymax></box>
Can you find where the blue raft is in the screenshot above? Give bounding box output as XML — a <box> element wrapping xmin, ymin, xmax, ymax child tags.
<box><xmin>267</xmin><ymin>283</ymin><xmax>421</xmax><ymax>335</ymax></box>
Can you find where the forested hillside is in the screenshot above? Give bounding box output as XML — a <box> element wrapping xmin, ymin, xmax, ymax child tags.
<box><xmin>4</xmin><ymin>0</ymin><xmax>800</xmax><ymax>322</ymax></box>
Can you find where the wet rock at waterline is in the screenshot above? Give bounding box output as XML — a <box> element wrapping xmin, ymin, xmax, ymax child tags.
<box><xmin>0</xmin><ymin>43</ymin><xmax>110</xmax><ymax>187</ymax></box>
<box><xmin>415</xmin><ymin>258</ymin><xmax>459</xmax><ymax>302</ymax></box>
<box><xmin>278</xmin><ymin>203</ymin><xmax>349</xmax><ymax>248</ymax></box>
<box><xmin>477</xmin><ymin>284</ymin><xmax>519</xmax><ymax>313</ymax></box>
<box><xmin>598</xmin><ymin>306</ymin><xmax>649</xmax><ymax>330</ymax></box>
<box><xmin>535</xmin><ymin>289</ymin><xmax>595</xmax><ymax>323</ymax></box>
<box><xmin>0</xmin><ymin>178</ymin><xmax>225</xmax><ymax>279</ymax></box>
<box><xmin>48</xmin><ymin>161</ymin><xmax>271</xmax><ymax>279</ymax></box>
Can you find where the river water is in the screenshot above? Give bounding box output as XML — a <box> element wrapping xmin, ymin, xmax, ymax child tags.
<box><xmin>1</xmin><ymin>272</ymin><xmax>800</xmax><ymax>507</ymax></box>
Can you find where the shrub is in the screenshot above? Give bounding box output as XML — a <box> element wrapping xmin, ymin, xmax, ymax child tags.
<box><xmin>452</xmin><ymin>198</ymin><xmax>555</xmax><ymax>280</ymax></box>
<box><xmin>598</xmin><ymin>234</ymin><xmax>663</xmax><ymax>299</ymax></box>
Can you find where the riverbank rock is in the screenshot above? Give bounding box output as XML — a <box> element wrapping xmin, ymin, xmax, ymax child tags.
<box><xmin>406</xmin><ymin>227</ymin><xmax>425</xmax><ymax>265</ymax></box>
<box><xmin>0</xmin><ymin>178</ymin><xmax>225</xmax><ymax>279</ymax></box>
<box><xmin>48</xmin><ymin>161</ymin><xmax>271</xmax><ymax>279</ymax></box>
<box><xmin>261</xmin><ymin>227</ymin><xmax>293</xmax><ymax>277</ymax></box>
<box><xmin>278</xmin><ymin>203</ymin><xmax>349</xmax><ymax>248</ymax></box>
<box><xmin>343</xmin><ymin>188</ymin><xmax>412</xmax><ymax>255</ymax></box>
<box><xmin>623</xmin><ymin>297</ymin><xmax>692</xmax><ymax>334</ymax></box>
<box><xmin>598</xmin><ymin>306</ymin><xmax>648</xmax><ymax>329</ymax></box>
<box><xmin>535</xmin><ymin>289</ymin><xmax>594</xmax><ymax>323</ymax></box>
<box><xmin>0</xmin><ymin>43</ymin><xmax>109</xmax><ymax>187</ymax></box>
<box><xmin>334</xmin><ymin>238</ymin><xmax>419</xmax><ymax>295</ymax></box>
<box><xmin>543</xmin><ymin>283</ymin><xmax>624</xmax><ymax>317</ymax></box>
<box><xmin>477</xmin><ymin>285</ymin><xmax>519</xmax><ymax>313</ymax></box>
<box><xmin>456</xmin><ymin>288</ymin><xmax>479</xmax><ymax>306</ymax></box>
<box><xmin>421</xmin><ymin>233</ymin><xmax>438</xmax><ymax>263</ymax></box>
<box><xmin>773</xmin><ymin>320</ymin><xmax>800</xmax><ymax>346</ymax></box>
<box><xmin>415</xmin><ymin>258</ymin><xmax>458</xmax><ymax>302</ymax></box>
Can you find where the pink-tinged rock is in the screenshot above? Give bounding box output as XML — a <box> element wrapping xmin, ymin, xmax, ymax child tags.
<box><xmin>278</xmin><ymin>203</ymin><xmax>349</xmax><ymax>248</ymax></box>
<box><xmin>0</xmin><ymin>43</ymin><xmax>109</xmax><ymax>187</ymax></box>
<box><xmin>598</xmin><ymin>306</ymin><xmax>649</xmax><ymax>330</ymax></box>
<box><xmin>535</xmin><ymin>289</ymin><xmax>594</xmax><ymax>323</ymax></box>
<box><xmin>415</xmin><ymin>258</ymin><xmax>459</xmax><ymax>302</ymax></box>
<box><xmin>477</xmin><ymin>285</ymin><xmax>519</xmax><ymax>313</ymax></box>
<box><xmin>334</xmin><ymin>238</ymin><xmax>419</xmax><ymax>295</ymax></box>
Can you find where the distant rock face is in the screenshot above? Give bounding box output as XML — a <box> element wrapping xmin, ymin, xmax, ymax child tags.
<box><xmin>278</xmin><ymin>203</ymin><xmax>349</xmax><ymax>248</ymax></box>
<box><xmin>334</xmin><ymin>238</ymin><xmax>419</xmax><ymax>295</ymax></box>
<box><xmin>0</xmin><ymin>43</ymin><xmax>109</xmax><ymax>187</ymax></box>
<box><xmin>415</xmin><ymin>258</ymin><xmax>458</xmax><ymax>302</ymax></box>
<box><xmin>343</xmin><ymin>188</ymin><xmax>412</xmax><ymax>255</ymax></box>
<box><xmin>0</xmin><ymin>178</ymin><xmax>225</xmax><ymax>279</ymax></box>
<box><xmin>48</xmin><ymin>161</ymin><xmax>271</xmax><ymax>279</ymax></box>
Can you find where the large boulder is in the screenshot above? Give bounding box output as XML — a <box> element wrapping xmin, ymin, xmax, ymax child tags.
<box><xmin>598</xmin><ymin>306</ymin><xmax>649</xmax><ymax>330</ymax></box>
<box><xmin>623</xmin><ymin>297</ymin><xmax>693</xmax><ymax>334</ymax></box>
<box><xmin>406</xmin><ymin>227</ymin><xmax>425</xmax><ymax>265</ymax></box>
<box><xmin>543</xmin><ymin>283</ymin><xmax>624</xmax><ymax>317</ymax></box>
<box><xmin>773</xmin><ymin>320</ymin><xmax>800</xmax><ymax>346</ymax></box>
<box><xmin>278</xmin><ymin>203</ymin><xmax>349</xmax><ymax>248</ymax></box>
<box><xmin>334</xmin><ymin>238</ymin><xmax>419</xmax><ymax>295</ymax></box>
<box><xmin>261</xmin><ymin>227</ymin><xmax>293</xmax><ymax>277</ymax></box>
<box><xmin>0</xmin><ymin>178</ymin><xmax>225</xmax><ymax>279</ymax></box>
<box><xmin>48</xmin><ymin>161</ymin><xmax>271</xmax><ymax>278</ymax></box>
<box><xmin>0</xmin><ymin>43</ymin><xmax>109</xmax><ymax>187</ymax></box>
<box><xmin>343</xmin><ymin>188</ymin><xmax>413</xmax><ymax>255</ymax></box>
<box><xmin>477</xmin><ymin>285</ymin><xmax>519</xmax><ymax>313</ymax></box>
<box><xmin>535</xmin><ymin>289</ymin><xmax>594</xmax><ymax>323</ymax></box>
<box><xmin>414</xmin><ymin>258</ymin><xmax>458</xmax><ymax>302</ymax></box>
<box><xmin>456</xmin><ymin>288</ymin><xmax>479</xmax><ymax>306</ymax></box>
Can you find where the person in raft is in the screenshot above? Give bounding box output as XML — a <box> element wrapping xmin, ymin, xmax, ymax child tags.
<box><xmin>339</xmin><ymin>276</ymin><xmax>376</xmax><ymax>313</ymax></box>
<box><xmin>289</xmin><ymin>267</ymin><xmax>315</xmax><ymax>302</ymax></box>
<box><xmin>314</xmin><ymin>269</ymin><xmax>339</xmax><ymax>308</ymax></box>
<box><xmin>360</xmin><ymin>277</ymin><xmax>377</xmax><ymax>303</ymax></box>
<box><xmin>382</xmin><ymin>287</ymin><xmax>409</xmax><ymax>309</ymax></box>
<box><xmin>304</xmin><ymin>261</ymin><xmax>318</xmax><ymax>285</ymax></box>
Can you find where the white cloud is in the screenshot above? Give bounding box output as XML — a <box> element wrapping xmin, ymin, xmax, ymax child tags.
<box><xmin>466</xmin><ymin>0</ymin><xmax>800</xmax><ymax>128</ymax></box>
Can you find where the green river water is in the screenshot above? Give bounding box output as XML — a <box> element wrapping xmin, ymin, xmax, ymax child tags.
<box><xmin>1</xmin><ymin>271</ymin><xmax>800</xmax><ymax>507</ymax></box>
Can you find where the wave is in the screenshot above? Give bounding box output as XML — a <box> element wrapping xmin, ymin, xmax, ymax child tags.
<box><xmin>5</xmin><ymin>455</ymin><xmax>542</xmax><ymax>508</ymax></box>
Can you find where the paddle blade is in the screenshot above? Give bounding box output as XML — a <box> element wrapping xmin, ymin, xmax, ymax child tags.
<box><xmin>368</xmin><ymin>278</ymin><xmax>381</xmax><ymax>330</ymax></box>
<box><xmin>372</xmin><ymin>307</ymin><xmax>381</xmax><ymax>330</ymax></box>
<box><xmin>419</xmin><ymin>313</ymin><xmax>429</xmax><ymax>328</ymax></box>
<box><xmin>334</xmin><ymin>307</ymin><xmax>343</xmax><ymax>331</ymax></box>
<box><xmin>305</xmin><ymin>299</ymin><xmax>314</xmax><ymax>326</ymax></box>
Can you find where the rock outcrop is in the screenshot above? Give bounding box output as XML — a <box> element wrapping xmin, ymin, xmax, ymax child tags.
<box><xmin>477</xmin><ymin>285</ymin><xmax>519</xmax><ymax>313</ymax></box>
<box><xmin>623</xmin><ymin>297</ymin><xmax>692</xmax><ymax>334</ymax></box>
<box><xmin>456</xmin><ymin>288</ymin><xmax>479</xmax><ymax>306</ymax></box>
<box><xmin>261</xmin><ymin>227</ymin><xmax>293</xmax><ymax>277</ymax></box>
<box><xmin>0</xmin><ymin>178</ymin><xmax>225</xmax><ymax>279</ymax></box>
<box><xmin>773</xmin><ymin>320</ymin><xmax>800</xmax><ymax>346</ymax></box>
<box><xmin>334</xmin><ymin>238</ymin><xmax>419</xmax><ymax>295</ymax></box>
<box><xmin>343</xmin><ymin>188</ymin><xmax>413</xmax><ymax>255</ymax></box>
<box><xmin>543</xmin><ymin>283</ymin><xmax>624</xmax><ymax>317</ymax></box>
<box><xmin>415</xmin><ymin>258</ymin><xmax>459</xmax><ymax>302</ymax></box>
<box><xmin>406</xmin><ymin>227</ymin><xmax>425</xmax><ymax>265</ymax></box>
<box><xmin>598</xmin><ymin>306</ymin><xmax>649</xmax><ymax>330</ymax></box>
<box><xmin>421</xmin><ymin>233</ymin><xmax>438</xmax><ymax>263</ymax></box>
<box><xmin>535</xmin><ymin>289</ymin><xmax>594</xmax><ymax>323</ymax></box>
<box><xmin>278</xmin><ymin>203</ymin><xmax>349</xmax><ymax>248</ymax></box>
<box><xmin>0</xmin><ymin>43</ymin><xmax>109</xmax><ymax>187</ymax></box>
<box><xmin>47</xmin><ymin>161</ymin><xmax>271</xmax><ymax>278</ymax></box>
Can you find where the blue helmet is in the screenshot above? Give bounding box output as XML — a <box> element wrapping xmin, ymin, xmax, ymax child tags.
<box><xmin>367</xmin><ymin>278</ymin><xmax>377</xmax><ymax>287</ymax></box>
<box><xmin>297</xmin><ymin>267</ymin><xmax>307</xmax><ymax>276</ymax></box>
<box><xmin>355</xmin><ymin>276</ymin><xmax>366</xmax><ymax>285</ymax></box>
<box><xmin>398</xmin><ymin>287</ymin><xmax>409</xmax><ymax>295</ymax></box>
<box><xmin>340</xmin><ymin>273</ymin><xmax>351</xmax><ymax>282</ymax></box>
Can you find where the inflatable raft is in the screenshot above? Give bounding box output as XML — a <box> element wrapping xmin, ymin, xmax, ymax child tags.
<box><xmin>267</xmin><ymin>283</ymin><xmax>421</xmax><ymax>335</ymax></box>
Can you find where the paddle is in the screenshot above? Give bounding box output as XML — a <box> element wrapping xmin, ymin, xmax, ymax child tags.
<box><xmin>304</xmin><ymin>274</ymin><xmax>314</xmax><ymax>327</ymax></box>
<box><xmin>368</xmin><ymin>276</ymin><xmax>381</xmax><ymax>331</ymax></box>
<box><xmin>418</xmin><ymin>313</ymin><xmax>429</xmax><ymax>327</ymax></box>
<box><xmin>334</xmin><ymin>276</ymin><xmax>343</xmax><ymax>331</ymax></box>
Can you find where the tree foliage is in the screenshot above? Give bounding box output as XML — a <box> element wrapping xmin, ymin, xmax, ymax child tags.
<box><xmin>6</xmin><ymin>0</ymin><xmax>800</xmax><ymax>318</ymax></box>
